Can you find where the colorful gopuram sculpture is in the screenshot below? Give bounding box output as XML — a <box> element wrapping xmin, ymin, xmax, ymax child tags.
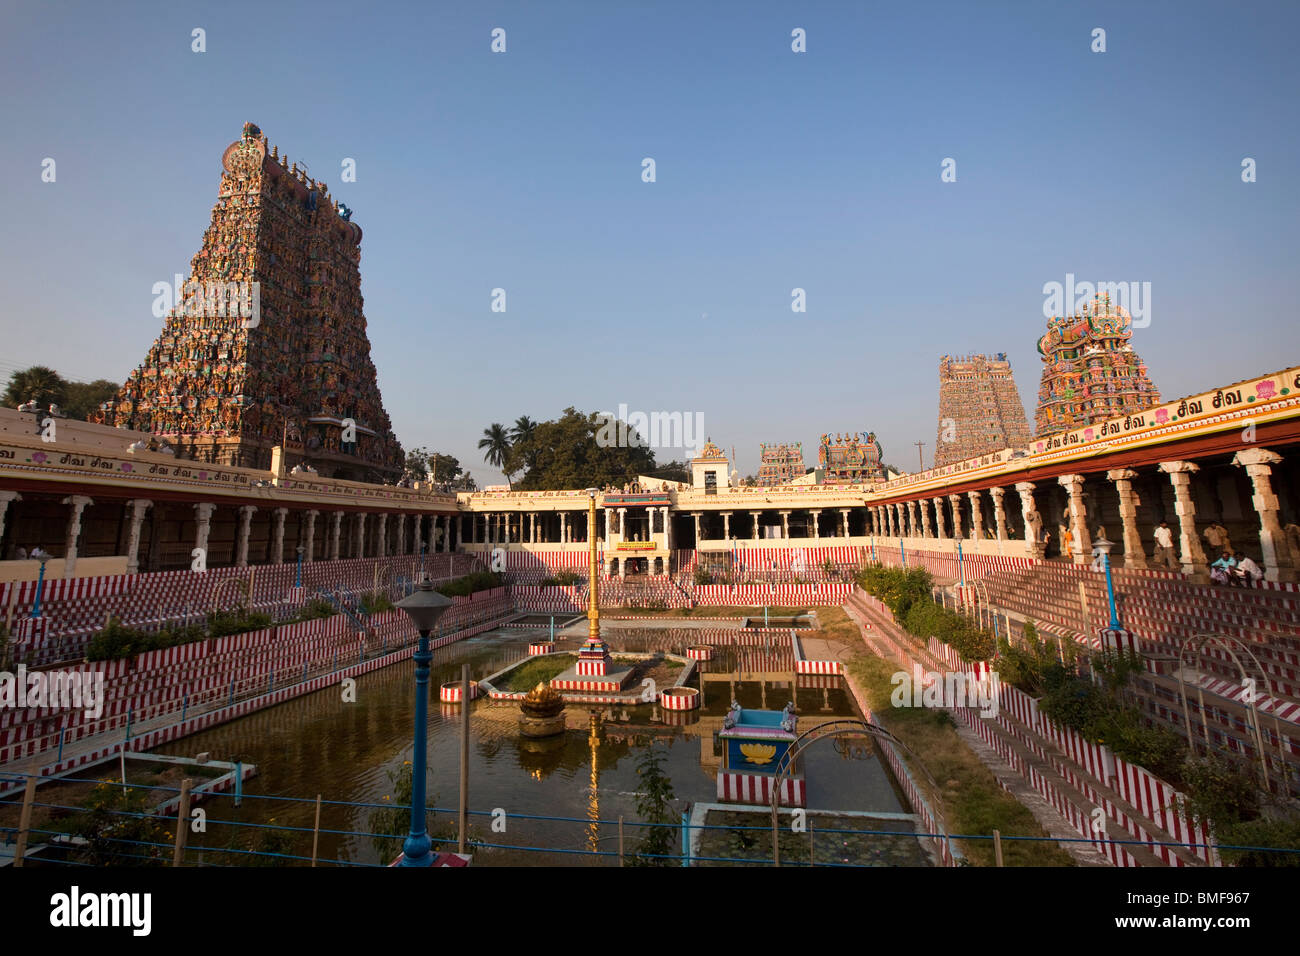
<box><xmin>817</xmin><ymin>432</ymin><xmax>884</xmax><ymax>483</ymax></box>
<box><xmin>1034</xmin><ymin>293</ymin><xmax>1160</xmax><ymax>438</ymax></box>
<box><xmin>95</xmin><ymin>123</ymin><xmax>403</xmax><ymax>480</ymax></box>
<box><xmin>933</xmin><ymin>353</ymin><xmax>1032</xmax><ymax>467</ymax></box>
<box><xmin>757</xmin><ymin>442</ymin><xmax>804</xmax><ymax>486</ymax></box>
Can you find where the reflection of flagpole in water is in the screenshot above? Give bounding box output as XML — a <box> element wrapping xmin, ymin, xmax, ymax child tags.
<box><xmin>587</xmin><ymin>710</ymin><xmax>600</xmax><ymax>854</ymax></box>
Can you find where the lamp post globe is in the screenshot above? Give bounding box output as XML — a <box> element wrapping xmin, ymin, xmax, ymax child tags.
<box><xmin>395</xmin><ymin>577</ymin><xmax>453</xmax><ymax>866</ymax></box>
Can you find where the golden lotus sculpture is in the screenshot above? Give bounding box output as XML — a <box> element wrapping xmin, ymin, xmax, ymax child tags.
<box><xmin>519</xmin><ymin>681</ymin><xmax>567</xmax><ymax>738</ymax></box>
<box><xmin>521</xmin><ymin>682</ymin><xmax>565</xmax><ymax>718</ymax></box>
<box><xmin>739</xmin><ymin>743</ymin><xmax>777</xmax><ymax>765</ymax></box>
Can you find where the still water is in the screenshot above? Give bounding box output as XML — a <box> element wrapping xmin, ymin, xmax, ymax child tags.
<box><xmin>153</xmin><ymin>626</ymin><xmax>909</xmax><ymax>865</ymax></box>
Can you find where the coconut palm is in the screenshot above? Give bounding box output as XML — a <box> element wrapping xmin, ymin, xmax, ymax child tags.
<box><xmin>478</xmin><ymin>423</ymin><xmax>514</xmax><ymax>488</ymax></box>
<box><xmin>510</xmin><ymin>415</ymin><xmax>537</xmax><ymax>445</ymax></box>
<box><xmin>3</xmin><ymin>366</ymin><xmax>67</xmax><ymax>409</ymax></box>
<box><xmin>510</xmin><ymin>415</ymin><xmax>539</xmax><ymax>478</ymax></box>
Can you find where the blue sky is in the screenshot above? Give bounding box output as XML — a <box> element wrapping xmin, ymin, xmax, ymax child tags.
<box><xmin>2</xmin><ymin>0</ymin><xmax>1297</xmax><ymax>482</ymax></box>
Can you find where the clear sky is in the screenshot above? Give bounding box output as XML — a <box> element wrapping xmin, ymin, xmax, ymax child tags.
<box><xmin>2</xmin><ymin>0</ymin><xmax>1297</xmax><ymax>483</ymax></box>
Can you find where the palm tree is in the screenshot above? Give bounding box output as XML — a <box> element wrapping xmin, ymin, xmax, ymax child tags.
<box><xmin>478</xmin><ymin>423</ymin><xmax>513</xmax><ymax>488</ymax></box>
<box><xmin>510</xmin><ymin>416</ymin><xmax>537</xmax><ymax>445</ymax></box>
<box><xmin>511</xmin><ymin>415</ymin><xmax>539</xmax><ymax>477</ymax></box>
<box><xmin>3</xmin><ymin>366</ymin><xmax>67</xmax><ymax>409</ymax></box>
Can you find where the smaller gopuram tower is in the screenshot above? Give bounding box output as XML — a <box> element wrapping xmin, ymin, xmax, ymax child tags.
<box><xmin>933</xmin><ymin>354</ymin><xmax>1032</xmax><ymax>467</ymax></box>
<box><xmin>757</xmin><ymin>442</ymin><xmax>804</xmax><ymax>485</ymax></box>
<box><xmin>1034</xmin><ymin>293</ymin><xmax>1160</xmax><ymax>438</ymax></box>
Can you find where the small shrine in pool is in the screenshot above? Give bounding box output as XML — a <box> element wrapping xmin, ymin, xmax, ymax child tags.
<box><xmin>717</xmin><ymin>701</ymin><xmax>806</xmax><ymax>807</ymax></box>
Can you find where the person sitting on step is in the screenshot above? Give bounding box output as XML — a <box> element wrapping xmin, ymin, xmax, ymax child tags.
<box><xmin>1210</xmin><ymin>550</ymin><xmax>1237</xmax><ymax>586</ymax></box>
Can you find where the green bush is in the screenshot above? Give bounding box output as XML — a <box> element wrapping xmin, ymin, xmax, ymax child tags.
<box><xmin>297</xmin><ymin>598</ymin><xmax>338</xmax><ymax>621</ymax></box>
<box><xmin>1218</xmin><ymin>816</ymin><xmax>1300</xmax><ymax>867</ymax></box>
<box><xmin>86</xmin><ymin>617</ymin><xmax>206</xmax><ymax>661</ymax></box>
<box><xmin>206</xmin><ymin>608</ymin><xmax>273</xmax><ymax>637</ymax></box>
<box><xmin>359</xmin><ymin>590</ymin><xmax>395</xmax><ymax>614</ymax></box>
<box><xmin>693</xmin><ymin>567</ymin><xmax>713</xmax><ymax>586</ymax></box>
<box><xmin>436</xmin><ymin>570</ymin><xmax>505</xmax><ymax>597</ymax></box>
<box><xmin>858</xmin><ymin>564</ymin><xmax>933</xmax><ymax>618</ymax></box>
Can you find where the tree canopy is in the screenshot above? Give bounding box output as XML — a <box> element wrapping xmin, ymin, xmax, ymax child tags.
<box><xmin>484</xmin><ymin>407</ymin><xmax>663</xmax><ymax>490</ymax></box>
<box><xmin>3</xmin><ymin>367</ymin><xmax>118</xmax><ymax>421</ymax></box>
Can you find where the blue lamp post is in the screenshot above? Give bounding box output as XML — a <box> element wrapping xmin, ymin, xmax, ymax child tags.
<box><xmin>957</xmin><ymin>540</ymin><xmax>966</xmax><ymax>588</ymax></box>
<box><xmin>1095</xmin><ymin>536</ymin><xmax>1121</xmax><ymax>630</ymax></box>
<box><xmin>395</xmin><ymin>576</ymin><xmax>453</xmax><ymax>867</ymax></box>
<box><xmin>30</xmin><ymin>555</ymin><xmax>49</xmax><ymax>618</ymax></box>
<box><xmin>899</xmin><ymin>540</ymin><xmax>906</xmax><ymax>569</ymax></box>
<box><xmin>294</xmin><ymin>544</ymin><xmax>305</xmax><ymax>589</ymax></box>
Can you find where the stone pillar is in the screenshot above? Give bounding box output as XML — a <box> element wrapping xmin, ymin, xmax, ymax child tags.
<box><xmin>394</xmin><ymin>513</ymin><xmax>406</xmax><ymax>556</ymax></box>
<box><xmin>1015</xmin><ymin>482</ymin><xmax>1043</xmax><ymax>559</ymax></box>
<box><xmin>841</xmin><ymin>508</ymin><xmax>850</xmax><ymax>539</ymax></box>
<box><xmin>1159</xmin><ymin>461</ymin><xmax>1209</xmax><ymax>576</ymax></box>
<box><xmin>662</xmin><ymin>507</ymin><xmax>671</xmax><ymax>550</ymax></box>
<box><xmin>271</xmin><ymin>507</ymin><xmax>288</xmax><ymax>564</ymax></box>
<box><xmin>376</xmin><ymin>513</ymin><xmax>388</xmax><ymax>558</ymax></box>
<box><xmin>192</xmin><ymin>502</ymin><xmax>216</xmax><ymax>568</ymax></box>
<box><xmin>560</xmin><ymin>511</ymin><xmax>568</xmax><ymax>544</ymax></box>
<box><xmin>529</xmin><ymin>512</ymin><xmax>536</xmax><ymax>544</ymax></box>
<box><xmin>781</xmin><ymin>511</ymin><xmax>791</xmax><ymax>539</ymax></box>
<box><xmin>947</xmin><ymin>494</ymin><xmax>963</xmax><ymax>541</ymax></box>
<box><xmin>124</xmin><ymin>499</ymin><xmax>152</xmax><ymax>574</ymax></box>
<box><xmin>1106</xmin><ymin>469</ymin><xmax>1146</xmax><ymax>570</ymax></box>
<box><xmin>933</xmin><ymin>497</ymin><xmax>948</xmax><ymax>539</ymax></box>
<box><xmin>618</xmin><ymin>509</ymin><xmax>627</xmax><ymax>543</ymax></box>
<box><xmin>968</xmin><ymin>490</ymin><xmax>984</xmax><ymax>540</ymax></box>
<box><xmin>304</xmin><ymin>510</ymin><xmax>319</xmax><ymax>562</ymax></box>
<box><xmin>810</xmin><ymin>511</ymin><xmax>819</xmax><ymax>539</ymax></box>
<box><xmin>989</xmin><ymin>486</ymin><xmax>1007</xmax><ymax>541</ymax></box>
<box><xmin>751</xmin><ymin>512</ymin><xmax>761</xmax><ymax>540</ymax></box>
<box><xmin>1056</xmin><ymin>475</ymin><xmax>1091</xmax><ymax>564</ymax></box>
<box><xmin>330</xmin><ymin>511</ymin><xmax>342</xmax><ymax>561</ymax></box>
<box><xmin>723</xmin><ymin>511</ymin><xmax>732</xmax><ymax>539</ymax></box>
<box><xmin>0</xmin><ymin>491</ymin><xmax>20</xmax><ymax>552</ymax></box>
<box><xmin>1233</xmin><ymin>448</ymin><xmax>1295</xmax><ymax>582</ymax></box>
<box><xmin>446</xmin><ymin>515</ymin><xmax>455</xmax><ymax>552</ymax></box>
<box><xmin>920</xmin><ymin>497</ymin><xmax>933</xmax><ymax>538</ymax></box>
<box><xmin>355</xmin><ymin>513</ymin><xmax>367</xmax><ymax>558</ymax></box>
<box><xmin>61</xmin><ymin>495</ymin><xmax>94</xmax><ymax>576</ymax></box>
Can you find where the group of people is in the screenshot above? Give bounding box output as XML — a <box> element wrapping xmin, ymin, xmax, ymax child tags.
<box><xmin>1209</xmin><ymin>550</ymin><xmax>1264</xmax><ymax>587</ymax></box>
<box><xmin>1152</xmin><ymin>518</ymin><xmax>1264</xmax><ymax>586</ymax></box>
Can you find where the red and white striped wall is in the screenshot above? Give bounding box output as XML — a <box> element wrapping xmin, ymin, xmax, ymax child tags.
<box><xmin>717</xmin><ymin>772</ymin><xmax>805</xmax><ymax>807</ymax></box>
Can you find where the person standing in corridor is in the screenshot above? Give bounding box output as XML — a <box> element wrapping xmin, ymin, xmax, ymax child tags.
<box><xmin>1153</xmin><ymin>521</ymin><xmax>1178</xmax><ymax>570</ymax></box>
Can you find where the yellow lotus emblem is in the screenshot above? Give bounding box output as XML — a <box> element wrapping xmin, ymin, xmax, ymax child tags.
<box><xmin>739</xmin><ymin>744</ymin><xmax>777</xmax><ymax>765</ymax></box>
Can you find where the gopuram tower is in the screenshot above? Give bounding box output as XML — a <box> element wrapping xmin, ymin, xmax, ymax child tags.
<box><xmin>95</xmin><ymin>124</ymin><xmax>403</xmax><ymax>481</ymax></box>
<box><xmin>1034</xmin><ymin>293</ymin><xmax>1160</xmax><ymax>438</ymax></box>
<box><xmin>933</xmin><ymin>353</ymin><xmax>1032</xmax><ymax>467</ymax></box>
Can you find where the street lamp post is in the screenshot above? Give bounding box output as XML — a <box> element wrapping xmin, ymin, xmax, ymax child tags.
<box><xmin>30</xmin><ymin>555</ymin><xmax>49</xmax><ymax>619</ymax></box>
<box><xmin>295</xmin><ymin>545</ymin><xmax>305</xmax><ymax>590</ymax></box>
<box><xmin>1094</xmin><ymin>536</ymin><xmax>1121</xmax><ymax>630</ymax></box>
<box><xmin>394</xmin><ymin>576</ymin><xmax>453</xmax><ymax>867</ymax></box>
